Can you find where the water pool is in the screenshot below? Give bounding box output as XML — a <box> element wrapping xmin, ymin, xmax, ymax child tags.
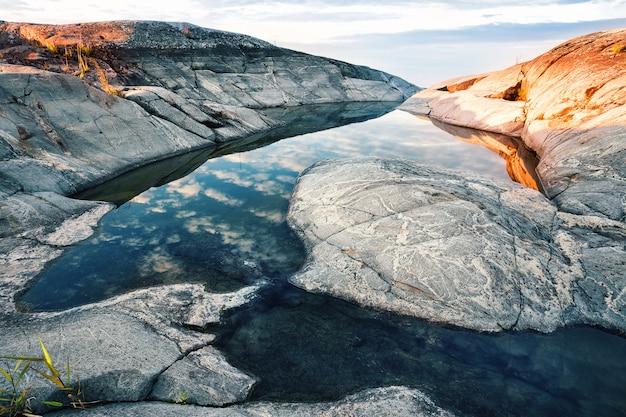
<box><xmin>17</xmin><ymin>105</ymin><xmax>626</xmax><ymax>417</ymax></box>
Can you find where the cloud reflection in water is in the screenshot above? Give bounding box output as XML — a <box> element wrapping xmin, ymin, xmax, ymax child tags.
<box><xmin>19</xmin><ymin>109</ymin><xmax>514</xmax><ymax>311</ymax></box>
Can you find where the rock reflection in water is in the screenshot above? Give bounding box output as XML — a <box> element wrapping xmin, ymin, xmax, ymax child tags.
<box><xmin>73</xmin><ymin>101</ymin><xmax>400</xmax><ymax>206</ymax></box>
<box><xmin>429</xmin><ymin>118</ymin><xmax>544</xmax><ymax>192</ymax></box>
<box><xmin>216</xmin><ymin>283</ymin><xmax>626</xmax><ymax>417</ymax></box>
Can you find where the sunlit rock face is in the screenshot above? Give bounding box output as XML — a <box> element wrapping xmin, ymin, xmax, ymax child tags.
<box><xmin>402</xmin><ymin>28</ymin><xmax>626</xmax><ymax>222</ymax></box>
<box><xmin>287</xmin><ymin>158</ymin><xmax>626</xmax><ymax>334</ymax></box>
<box><xmin>289</xmin><ymin>29</ymin><xmax>626</xmax><ymax>334</ymax></box>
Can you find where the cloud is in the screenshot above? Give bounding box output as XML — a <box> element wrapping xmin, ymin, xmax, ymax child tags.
<box><xmin>167</xmin><ymin>178</ymin><xmax>202</xmax><ymax>198</ymax></box>
<box><xmin>185</xmin><ymin>216</ymin><xmax>217</xmax><ymax>234</ymax></box>
<box><xmin>249</xmin><ymin>208</ymin><xmax>285</xmax><ymax>223</ymax></box>
<box><xmin>138</xmin><ymin>249</ymin><xmax>183</xmax><ymax>277</ymax></box>
<box><xmin>203</xmin><ymin>188</ymin><xmax>245</xmax><ymax>206</ymax></box>
<box><xmin>175</xmin><ymin>210</ymin><xmax>198</xmax><ymax>218</ymax></box>
<box><xmin>130</xmin><ymin>192</ymin><xmax>153</xmax><ymax>205</ymax></box>
<box><xmin>281</xmin><ymin>18</ymin><xmax>626</xmax><ymax>85</ymax></box>
<box><xmin>6</xmin><ymin>0</ymin><xmax>625</xmax><ymax>44</ymax></box>
<box><xmin>211</xmin><ymin>170</ymin><xmax>255</xmax><ymax>188</ymax></box>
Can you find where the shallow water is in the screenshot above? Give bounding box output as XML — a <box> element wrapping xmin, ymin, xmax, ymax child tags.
<box><xmin>216</xmin><ymin>283</ymin><xmax>626</xmax><ymax>417</ymax></box>
<box><xmin>17</xmin><ymin>106</ymin><xmax>626</xmax><ymax>416</ymax></box>
<box><xmin>19</xmin><ymin>108</ymin><xmax>512</xmax><ymax>310</ymax></box>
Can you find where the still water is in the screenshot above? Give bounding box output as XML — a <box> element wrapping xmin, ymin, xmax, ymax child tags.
<box><xmin>18</xmin><ymin>105</ymin><xmax>626</xmax><ymax>417</ymax></box>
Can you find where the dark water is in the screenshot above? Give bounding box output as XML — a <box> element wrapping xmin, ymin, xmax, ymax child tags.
<box><xmin>216</xmin><ymin>283</ymin><xmax>626</xmax><ymax>417</ymax></box>
<box><xmin>17</xmin><ymin>104</ymin><xmax>626</xmax><ymax>417</ymax></box>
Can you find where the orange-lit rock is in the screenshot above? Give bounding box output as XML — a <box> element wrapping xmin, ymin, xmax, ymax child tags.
<box><xmin>429</xmin><ymin>119</ymin><xmax>543</xmax><ymax>192</ymax></box>
<box><xmin>402</xmin><ymin>28</ymin><xmax>626</xmax><ymax>221</ymax></box>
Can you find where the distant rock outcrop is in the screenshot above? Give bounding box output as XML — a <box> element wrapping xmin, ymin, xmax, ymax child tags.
<box><xmin>401</xmin><ymin>28</ymin><xmax>626</xmax><ymax>221</ymax></box>
<box><xmin>288</xmin><ymin>29</ymin><xmax>626</xmax><ymax>334</ymax></box>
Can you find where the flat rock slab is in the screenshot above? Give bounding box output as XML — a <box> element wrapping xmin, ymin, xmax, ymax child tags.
<box><xmin>45</xmin><ymin>386</ymin><xmax>456</xmax><ymax>416</ymax></box>
<box><xmin>150</xmin><ymin>346</ymin><xmax>256</xmax><ymax>406</ymax></box>
<box><xmin>0</xmin><ymin>309</ymin><xmax>179</xmax><ymax>411</ymax></box>
<box><xmin>0</xmin><ymin>282</ymin><xmax>262</xmax><ymax>412</ymax></box>
<box><xmin>287</xmin><ymin>158</ymin><xmax>626</xmax><ymax>334</ymax></box>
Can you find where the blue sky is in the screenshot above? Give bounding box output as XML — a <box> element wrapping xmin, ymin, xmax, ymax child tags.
<box><xmin>2</xmin><ymin>1</ymin><xmax>626</xmax><ymax>86</ymax></box>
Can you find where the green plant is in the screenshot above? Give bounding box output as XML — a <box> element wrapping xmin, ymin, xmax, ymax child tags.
<box><xmin>0</xmin><ymin>358</ymin><xmax>32</xmax><ymax>416</ymax></box>
<box><xmin>176</xmin><ymin>391</ymin><xmax>188</xmax><ymax>405</ymax></box>
<box><xmin>0</xmin><ymin>338</ymin><xmax>76</xmax><ymax>416</ymax></box>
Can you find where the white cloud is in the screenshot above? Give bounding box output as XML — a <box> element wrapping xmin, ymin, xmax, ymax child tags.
<box><xmin>167</xmin><ymin>178</ymin><xmax>202</xmax><ymax>198</ymax></box>
<box><xmin>4</xmin><ymin>0</ymin><xmax>625</xmax><ymax>46</ymax></box>
<box><xmin>175</xmin><ymin>210</ymin><xmax>197</xmax><ymax>218</ymax></box>
<box><xmin>185</xmin><ymin>216</ymin><xmax>217</xmax><ymax>234</ymax></box>
<box><xmin>130</xmin><ymin>192</ymin><xmax>153</xmax><ymax>205</ymax></box>
<box><xmin>203</xmin><ymin>188</ymin><xmax>245</xmax><ymax>206</ymax></box>
<box><xmin>138</xmin><ymin>249</ymin><xmax>183</xmax><ymax>277</ymax></box>
<box><xmin>249</xmin><ymin>208</ymin><xmax>285</xmax><ymax>223</ymax></box>
<box><xmin>211</xmin><ymin>170</ymin><xmax>254</xmax><ymax>188</ymax></box>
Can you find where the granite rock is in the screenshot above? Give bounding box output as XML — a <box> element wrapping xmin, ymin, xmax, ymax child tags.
<box><xmin>400</xmin><ymin>28</ymin><xmax>626</xmax><ymax>221</ymax></box>
<box><xmin>0</xmin><ymin>20</ymin><xmax>425</xmax><ymax>416</ymax></box>
<box><xmin>287</xmin><ymin>158</ymin><xmax>626</xmax><ymax>334</ymax></box>
<box><xmin>0</xmin><ymin>283</ymin><xmax>262</xmax><ymax>413</ymax></box>
<box><xmin>44</xmin><ymin>386</ymin><xmax>456</xmax><ymax>417</ymax></box>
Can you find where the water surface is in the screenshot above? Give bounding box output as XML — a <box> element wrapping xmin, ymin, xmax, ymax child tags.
<box><xmin>20</xmin><ymin>107</ymin><xmax>512</xmax><ymax>310</ymax></box>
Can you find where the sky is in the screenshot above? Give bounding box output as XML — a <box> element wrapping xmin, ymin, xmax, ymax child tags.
<box><xmin>2</xmin><ymin>1</ymin><xmax>626</xmax><ymax>86</ymax></box>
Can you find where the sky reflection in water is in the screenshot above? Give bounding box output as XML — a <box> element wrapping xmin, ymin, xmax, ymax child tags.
<box><xmin>18</xmin><ymin>110</ymin><xmax>626</xmax><ymax>417</ymax></box>
<box><xmin>21</xmin><ymin>110</ymin><xmax>510</xmax><ymax>310</ymax></box>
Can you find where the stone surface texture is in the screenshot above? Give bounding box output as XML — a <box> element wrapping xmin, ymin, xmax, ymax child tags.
<box><xmin>400</xmin><ymin>28</ymin><xmax>626</xmax><ymax>222</ymax></box>
<box><xmin>287</xmin><ymin>158</ymin><xmax>625</xmax><ymax>333</ymax></box>
<box><xmin>45</xmin><ymin>386</ymin><xmax>456</xmax><ymax>417</ymax></box>
<box><xmin>289</xmin><ymin>29</ymin><xmax>625</xmax><ymax>334</ymax></box>
<box><xmin>0</xmin><ymin>283</ymin><xmax>262</xmax><ymax>413</ymax></box>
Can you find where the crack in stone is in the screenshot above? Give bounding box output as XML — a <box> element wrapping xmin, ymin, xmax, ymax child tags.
<box><xmin>144</xmin><ymin>339</ymin><xmax>214</xmax><ymax>402</ymax></box>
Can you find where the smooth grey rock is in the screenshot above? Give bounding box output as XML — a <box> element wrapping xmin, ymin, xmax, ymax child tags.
<box><xmin>0</xmin><ymin>283</ymin><xmax>262</xmax><ymax>413</ymax></box>
<box><xmin>391</xmin><ymin>30</ymin><xmax>626</xmax><ymax>334</ymax></box>
<box><xmin>0</xmin><ymin>192</ymin><xmax>113</xmax><ymax>314</ymax></box>
<box><xmin>287</xmin><ymin>158</ymin><xmax>626</xmax><ymax>334</ymax></box>
<box><xmin>0</xmin><ymin>309</ymin><xmax>180</xmax><ymax>412</ymax></box>
<box><xmin>0</xmin><ymin>21</ymin><xmax>415</xmax><ymax>312</ymax></box>
<box><xmin>150</xmin><ymin>346</ymin><xmax>256</xmax><ymax>406</ymax></box>
<box><xmin>45</xmin><ymin>386</ymin><xmax>456</xmax><ymax>416</ymax></box>
<box><xmin>0</xmin><ymin>20</ymin><xmax>426</xmax><ymax>417</ymax></box>
<box><xmin>81</xmin><ymin>282</ymin><xmax>263</xmax><ymax>353</ymax></box>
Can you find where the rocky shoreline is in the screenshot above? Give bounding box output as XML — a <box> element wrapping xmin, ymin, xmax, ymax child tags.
<box><xmin>287</xmin><ymin>29</ymin><xmax>625</xmax><ymax>335</ymax></box>
<box><xmin>0</xmin><ymin>20</ymin><xmax>424</xmax><ymax>416</ymax></box>
<box><xmin>1</xmin><ymin>21</ymin><xmax>624</xmax><ymax>416</ymax></box>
